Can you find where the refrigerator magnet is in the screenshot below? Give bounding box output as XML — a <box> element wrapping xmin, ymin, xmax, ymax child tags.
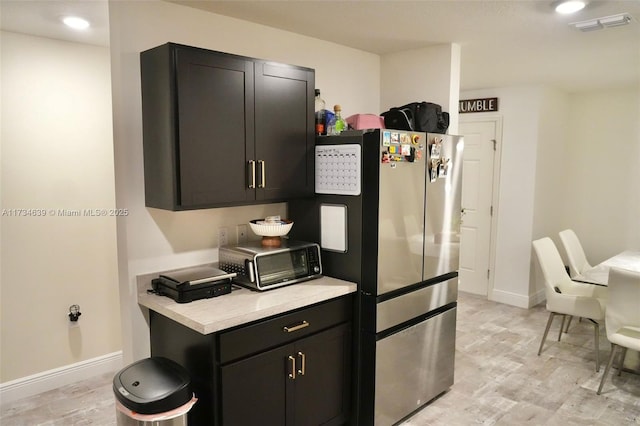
<box><xmin>430</xmin><ymin>159</ymin><xmax>439</xmax><ymax>182</ymax></box>
<box><xmin>430</xmin><ymin>142</ymin><xmax>441</xmax><ymax>158</ymax></box>
<box><xmin>438</xmin><ymin>158</ymin><xmax>450</xmax><ymax>178</ymax></box>
<box><xmin>382</xmin><ymin>131</ymin><xmax>391</xmax><ymax>146</ymax></box>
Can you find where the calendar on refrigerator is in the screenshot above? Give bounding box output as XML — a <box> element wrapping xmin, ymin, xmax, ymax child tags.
<box><xmin>315</xmin><ymin>144</ymin><xmax>361</xmax><ymax>196</ymax></box>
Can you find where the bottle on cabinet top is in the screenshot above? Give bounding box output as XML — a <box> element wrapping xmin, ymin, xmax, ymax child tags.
<box><xmin>314</xmin><ymin>89</ymin><xmax>326</xmax><ymax>136</ymax></box>
<box><xmin>327</xmin><ymin>105</ymin><xmax>347</xmax><ymax>136</ymax></box>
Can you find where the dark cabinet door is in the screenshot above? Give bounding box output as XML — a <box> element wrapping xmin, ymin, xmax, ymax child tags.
<box><xmin>142</xmin><ymin>43</ymin><xmax>314</xmax><ymax>210</ymax></box>
<box><xmin>220</xmin><ymin>323</ymin><xmax>351</xmax><ymax>426</ymax></box>
<box><xmin>175</xmin><ymin>47</ymin><xmax>255</xmax><ymax>208</ymax></box>
<box><xmin>220</xmin><ymin>344</ymin><xmax>291</xmax><ymax>426</ymax></box>
<box><xmin>293</xmin><ymin>323</ymin><xmax>352</xmax><ymax>426</ymax></box>
<box><xmin>255</xmin><ymin>61</ymin><xmax>314</xmax><ymax>201</ymax></box>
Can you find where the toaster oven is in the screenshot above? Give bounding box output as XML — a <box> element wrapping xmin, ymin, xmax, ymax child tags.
<box><xmin>218</xmin><ymin>240</ymin><xmax>322</xmax><ymax>291</ymax></box>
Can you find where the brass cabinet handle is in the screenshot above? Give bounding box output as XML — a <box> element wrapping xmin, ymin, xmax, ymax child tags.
<box><xmin>248</xmin><ymin>160</ymin><xmax>256</xmax><ymax>189</ymax></box>
<box><xmin>283</xmin><ymin>320</ymin><xmax>309</xmax><ymax>333</ymax></box>
<box><xmin>258</xmin><ymin>160</ymin><xmax>266</xmax><ymax>188</ymax></box>
<box><xmin>288</xmin><ymin>355</ymin><xmax>296</xmax><ymax>379</ymax></box>
<box><xmin>297</xmin><ymin>351</ymin><xmax>306</xmax><ymax>376</ymax></box>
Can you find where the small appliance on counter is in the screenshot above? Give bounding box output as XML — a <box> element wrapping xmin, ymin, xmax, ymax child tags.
<box><xmin>248</xmin><ymin>216</ymin><xmax>294</xmax><ymax>247</ymax></box>
<box><xmin>151</xmin><ymin>266</ymin><xmax>235</xmax><ymax>303</ymax></box>
<box><xmin>219</xmin><ymin>240</ymin><xmax>322</xmax><ymax>291</ymax></box>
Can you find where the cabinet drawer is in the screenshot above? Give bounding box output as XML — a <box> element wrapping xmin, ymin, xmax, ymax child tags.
<box><xmin>219</xmin><ymin>296</ymin><xmax>352</xmax><ymax>363</ymax></box>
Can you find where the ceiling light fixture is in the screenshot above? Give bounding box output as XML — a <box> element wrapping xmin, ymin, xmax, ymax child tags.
<box><xmin>570</xmin><ymin>12</ymin><xmax>634</xmax><ymax>32</ymax></box>
<box><xmin>555</xmin><ymin>0</ymin><xmax>586</xmax><ymax>14</ymax></box>
<box><xmin>599</xmin><ymin>13</ymin><xmax>633</xmax><ymax>27</ymax></box>
<box><xmin>62</xmin><ymin>16</ymin><xmax>90</xmax><ymax>30</ymax></box>
<box><xmin>573</xmin><ymin>19</ymin><xmax>602</xmax><ymax>31</ymax></box>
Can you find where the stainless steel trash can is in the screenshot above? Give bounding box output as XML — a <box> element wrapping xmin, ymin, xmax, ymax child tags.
<box><xmin>113</xmin><ymin>357</ymin><xmax>196</xmax><ymax>426</ymax></box>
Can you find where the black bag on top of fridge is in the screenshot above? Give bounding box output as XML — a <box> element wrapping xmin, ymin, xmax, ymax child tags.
<box><xmin>380</xmin><ymin>108</ymin><xmax>413</xmax><ymax>131</ymax></box>
<box><xmin>381</xmin><ymin>101</ymin><xmax>449</xmax><ymax>134</ymax></box>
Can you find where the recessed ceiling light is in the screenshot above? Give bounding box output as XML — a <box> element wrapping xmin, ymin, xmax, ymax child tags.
<box><xmin>62</xmin><ymin>16</ymin><xmax>90</xmax><ymax>30</ymax></box>
<box><xmin>555</xmin><ymin>0</ymin><xmax>586</xmax><ymax>14</ymax></box>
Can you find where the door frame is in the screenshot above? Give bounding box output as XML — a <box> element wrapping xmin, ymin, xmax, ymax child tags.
<box><xmin>458</xmin><ymin>115</ymin><xmax>503</xmax><ymax>300</ymax></box>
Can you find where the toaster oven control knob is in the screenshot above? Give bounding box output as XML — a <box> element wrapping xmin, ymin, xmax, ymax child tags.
<box><xmin>313</xmin><ymin>265</ymin><xmax>320</xmax><ymax>274</ymax></box>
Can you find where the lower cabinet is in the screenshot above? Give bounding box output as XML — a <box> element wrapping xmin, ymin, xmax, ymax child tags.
<box><xmin>149</xmin><ymin>295</ymin><xmax>352</xmax><ymax>426</ymax></box>
<box><xmin>221</xmin><ymin>323</ymin><xmax>351</xmax><ymax>426</ymax></box>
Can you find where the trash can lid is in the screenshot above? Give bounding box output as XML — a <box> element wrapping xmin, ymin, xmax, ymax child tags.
<box><xmin>113</xmin><ymin>357</ymin><xmax>192</xmax><ymax>414</ymax></box>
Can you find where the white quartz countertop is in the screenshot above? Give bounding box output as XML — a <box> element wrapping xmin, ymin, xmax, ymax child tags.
<box><xmin>137</xmin><ymin>271</ymin><xmax>357</xmax><ymax>335</ymax></box>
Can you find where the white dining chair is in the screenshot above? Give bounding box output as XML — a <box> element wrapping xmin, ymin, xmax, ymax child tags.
<box><xmin>597</xmin><ymin>267</ymin><xmax>640</xmax><ymax>394</ymax></box>
<box><xmin>532</xmin><ymin>237</ymin><xmax>608</xmax><ymax>372</ymax></box>
<box><xmin>559</xmin><ymin>229</ymin><xmax>593</xmax><ymax>279</ymax></box>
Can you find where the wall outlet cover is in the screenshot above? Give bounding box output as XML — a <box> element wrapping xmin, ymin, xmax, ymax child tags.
<box><xmin>218</xmin><ymin>227</ymin><xmax>229</xmax><ymax>247</ymax></box>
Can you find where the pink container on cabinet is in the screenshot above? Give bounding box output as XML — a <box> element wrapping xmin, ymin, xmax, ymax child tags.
<box><xmin>346</xmin><ymin>114</ymin><xmax>385</xmax><ymax>130</ymax></box>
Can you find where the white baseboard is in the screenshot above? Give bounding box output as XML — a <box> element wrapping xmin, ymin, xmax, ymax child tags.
<box><xmin>0</xmin><ymin>351</ymin><xmax>123</xmax><ymax>406</ymax></box>
<box><xmin>490</xmin><ymin>288</ymin><xmax>545</xmax><ymax>309</ymax></box>
<box><xmin>527</xmin><ymin>288</ymin><xmax>546</xmax><ymax>309</ymax></box>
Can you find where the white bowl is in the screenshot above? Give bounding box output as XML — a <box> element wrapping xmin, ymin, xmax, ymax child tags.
<box><xmin>249</xmin><ymin>219</ymin><xmax>294</xmax><ymax>237</ymax></box>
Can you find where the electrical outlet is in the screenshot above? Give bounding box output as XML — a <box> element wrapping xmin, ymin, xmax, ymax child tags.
<box><xmin>218</xmin><ymin>227</ymin><xmax>229</xmax><ymax>247</ymax></box>
<box><xmin>236</xmin><ymin>224</ymin><xmax>248</xmax><ymax>244</ymax></box>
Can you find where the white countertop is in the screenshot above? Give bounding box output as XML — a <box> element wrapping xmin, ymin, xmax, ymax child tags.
<box><xmin>137</xmin><ymin>269</ymin><xmax>357</xmax><ymax>335</ymax></box>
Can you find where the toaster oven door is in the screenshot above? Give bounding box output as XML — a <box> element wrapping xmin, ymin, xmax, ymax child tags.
<box><xmin>255</xmin><ymin>249</ymin><xmax>310</xmax><ymax>288</ymax></box>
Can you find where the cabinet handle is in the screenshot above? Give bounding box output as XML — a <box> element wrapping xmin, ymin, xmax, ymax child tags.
<box><xmin>248</xmin><ymin>161</ymin><xmax>256</xmax><ymax>189</ymax></box>
<box><xmin>258</xmin><ymin>160</ymin><xmax>266</xmax><ymax>188</ymax></box>
<box><xmin>283</xmin><ymin>320</ymin><xmax>309</xmax><ymax>333</ymax></box>
<box><xmin>288</xmin><ymin>355</ymin><xmax>296</xmax><ymax>380</ymax></box>
<box><xmin>297</xmin><ymin>351</ymin><xmax>306</xmax><ymax>376</ymax></box>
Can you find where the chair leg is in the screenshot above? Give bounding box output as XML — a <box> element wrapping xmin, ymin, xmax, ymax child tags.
<box><xmin>538</xmin><ymin>312</ymin><xmax>556</xmax><ymax>356</ymax></box>
<box><xmin>564</xmin><ymin>316</ymin><xmax>573</xmax><ymax>333</ymax></box>
<box><xmin>589</xmin><ymin>319</ymin><xmax>600</xmax><ymax>372</ymax></box>
<box><xmin>558</xmin><ymin>315</ymin><xmax>566</xmax><ymax>341</ymax></box>
<box><xmin>617</xmin><ymin>347</ymin><xmax>628</xmax><ymax>376</ymax></box>
<box><xmin>598</xmin><ymin>344</ymin><xmax>620</xmax><ymax>395</ymax></box>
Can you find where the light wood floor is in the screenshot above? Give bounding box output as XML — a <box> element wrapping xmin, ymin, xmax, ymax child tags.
<box><xmin>2</xmin><ymin>292</ymin><xmax>639</xmax><ymax>425</ymax></box>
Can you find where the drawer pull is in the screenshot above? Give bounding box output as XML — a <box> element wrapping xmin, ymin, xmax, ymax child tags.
<box><xmin>283</xmin><ymin>320</ymin><xmax>309</xmax><ymax>333</ymax></box>
<box><xmin>288</xmin><ymin>355</ymin><xmax>296</xmax><ymax>379</ymax></box>
<box><xmin>297</xmin><ymin>351</ymin><xmax>306</xmax><ymax>376</ymax></box>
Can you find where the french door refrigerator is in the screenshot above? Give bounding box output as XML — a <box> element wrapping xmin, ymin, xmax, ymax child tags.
<box><xmin>289</xmin><ymin>128</ymin><xmax>463</xmax><ymax>425</ymax></box>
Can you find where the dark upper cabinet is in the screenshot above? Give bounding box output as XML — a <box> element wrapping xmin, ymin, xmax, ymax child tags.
<box><xmin>140</xmin><ymin>43</ymin><xmax>314</xmax><ymax>210</ymax></box>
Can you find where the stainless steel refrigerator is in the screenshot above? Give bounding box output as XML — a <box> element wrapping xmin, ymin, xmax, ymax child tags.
<box><xmin>289</xmin><ymin>128</ymin><xmax>463</xmax><ymax>425</ymax></box>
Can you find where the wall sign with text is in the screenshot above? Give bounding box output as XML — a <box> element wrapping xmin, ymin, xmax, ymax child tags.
<box><xmin>459</xmin><ymin>97</ymin><xmax>499</xmax><ymax>113</ymax></box>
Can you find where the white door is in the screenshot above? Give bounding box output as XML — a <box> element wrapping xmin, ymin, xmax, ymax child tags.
<box><xmin>458</xmin><ymin>119</ymin><xmax>500</xmax><ymax>296</ymax></box>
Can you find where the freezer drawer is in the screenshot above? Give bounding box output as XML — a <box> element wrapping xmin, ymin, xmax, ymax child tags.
<box><xmin>374</xmin><ymin>307</ymin><xmax>456</xmax><ymax>426</ymax></box>
<box><xmin>376</xmin><ymin>277</ymin><xmax>457</xmax><ymax>333</ymax></box>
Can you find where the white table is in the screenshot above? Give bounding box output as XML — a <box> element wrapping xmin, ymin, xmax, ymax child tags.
<box><xmin>580</xmin><ymin>250</ymin><xmax>640</xmax><ymax>372</ymax></box>
<box><xmin>579</xmin><ymin>250</ymin><xmax>640</xmax><ymax>285</ymax></box>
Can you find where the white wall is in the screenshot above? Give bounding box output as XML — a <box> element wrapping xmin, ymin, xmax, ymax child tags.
<box><xmin>380</xmin><ymin>44</ymin><xmax>461</xmax><ymax>133</ymax></box>
<box><xmin>462</xmin><ymin>84</ymin><xmax>639</xmax><ymax>307</ymax></box>
<box><xmin>0</xmin><ymin>32</ymin><xmax>120</xmax><ymax>382</ymax></box>
<box><xmin>108</xmin><ymin>0</ymin><xmax>381</xmax><ymax>363</ymax></box>
<box><xmin>561</xmin><ymin>87</ymin><xmax>640</xmax><ymax>261</ymax></box>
